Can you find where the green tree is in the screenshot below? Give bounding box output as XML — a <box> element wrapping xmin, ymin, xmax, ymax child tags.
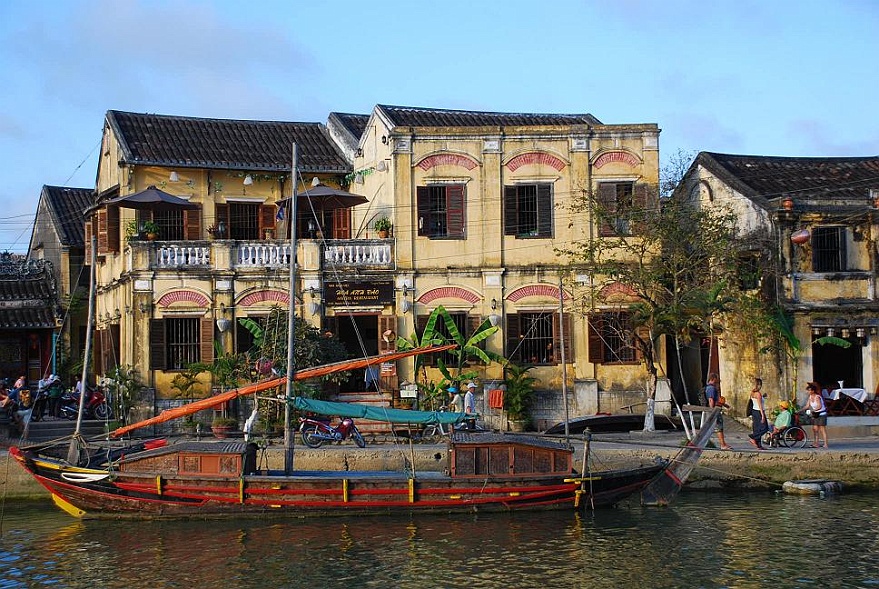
<box><xmin>560</xmin><ymin>190</ymin><xmax>747</xmax><ymax>431</ymax></box>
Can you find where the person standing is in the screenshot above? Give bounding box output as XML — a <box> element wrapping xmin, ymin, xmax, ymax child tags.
<box><xmin>448</xmin><ymin>386</ymin><xmax>463</xmax><ymax>414</ymax></box>
<box><xmin>464</xmin><ymin>382</ymin><xmax>477</xmax><ymax>430</ymax></box>
<box><xmin>805</xmin><ymin>381</ymin><xmax>829</xmax><ymax>448</ymax></box>
<box><xmin>703</xmin><ymin>373</ymin><xmax>733</xmax><ymax>450</ymax></box>
<box><xmin>748</xmin><ymin>377</ymin><xmax>768</xmax><ymax>450</ymax></box>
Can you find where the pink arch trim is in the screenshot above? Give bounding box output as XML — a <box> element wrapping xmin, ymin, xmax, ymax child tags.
<box><xmin>157</xmin><ymin>290</ymin><xmax>210</xmax><ymax>308</ymax></box>
<box><xmin>505</xmin><ymin>152</ymin><xmax>566</xmax><ymax>172</ymax></box>
<box><xmin>597</xmin><ymin>282</ymin><xmax>639</xmax><ymax>300</ymax></box>
<box><xmin>507</xmin><ymin>284</ymin><xmax>570</xmax><ymax>302</ymax></box>
<box><xmin>239</xmin><ymin>290</ymin><xmax>290</xmax><ymax>307</ymax></box>
<box><xmin>418</xmin><ymin>287</ymin><xmax>480</xmax><ymax>304</ymax></box>
<box><xmin>417</xmin><ymin>153</ymin><xmax>479</xmax><ymax>171</ymax></box>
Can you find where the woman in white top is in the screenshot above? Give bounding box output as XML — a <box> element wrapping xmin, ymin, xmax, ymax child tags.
<box><xmin>805</xmin><ymin>382</ymin><xmax>829</xmax><ymax>448</ymax></box>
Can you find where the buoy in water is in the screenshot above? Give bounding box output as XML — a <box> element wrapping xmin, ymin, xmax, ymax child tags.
<box><xmin>782</xmin><ymin>479</ymin><xmax>843</xmax><ymax>496</ymax></box>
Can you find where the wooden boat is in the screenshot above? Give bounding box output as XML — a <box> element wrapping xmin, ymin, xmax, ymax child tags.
<box><xmin>544</xmin><ymin>413</ymin><xmax>682</xmax><ymax>435</ymax></box>
<box><xmin>10</xmin><ymin>430</ymin><xmax>666</xmax><ymax>519</ymax></box>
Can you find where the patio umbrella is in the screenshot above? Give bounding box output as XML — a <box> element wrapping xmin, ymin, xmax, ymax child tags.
<box><xmin>104</xmin><ymin>186</ymin><xmax>198</xmax><ymax>210</ymax></box>
<box><xmin>277</xmin><ymin>184</ymin><xmax>368</xmax><ymax>211</ymax></box>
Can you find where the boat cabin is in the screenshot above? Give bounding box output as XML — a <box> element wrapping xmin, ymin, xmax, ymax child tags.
<box><xmin>449</xmin><ymin>434</ymin><xmax>573</xmax><ymax>478</ymax></box>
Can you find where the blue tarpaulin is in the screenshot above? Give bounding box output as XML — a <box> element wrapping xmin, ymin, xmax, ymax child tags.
<box><xmin>292</xmin><ymin>397</ymin><xmax>468</xmax><ymax>425</ymax></box>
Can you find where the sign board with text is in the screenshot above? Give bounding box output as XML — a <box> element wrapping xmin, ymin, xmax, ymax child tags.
<box><xmin>325</xmin><ymin>280</ymin><xmax>394</xmax><ymax>306</ymax></box>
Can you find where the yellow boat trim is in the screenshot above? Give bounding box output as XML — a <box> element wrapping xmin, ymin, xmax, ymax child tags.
<box><xmin>508</xmin><ymin>492</ymin><xmax>521</xmax><ymax>497</ymax></box>
<box><xmin>343</xmin><ymin>479</ymin><xmax>349</xmax><ymax>503</ymax></box>
<box><xmin>239</xmin><ymin>479</ymin><xmax>245</xmax><ymax>504</ymax></box>
<box><xmin>408</xmin><ymin>478</ymin><xmax>415</xmax><ymax>503</ymax></box>
<box><xmin>52</xmin><ymin>493</ymin><xmax>86</xmax><ymax>518</ymax></box>
<box><xmin>564</xmin><ymin>477</ymin><xmax>601</xmax><ymax>483</ymax></box>
<box><xmin>156</xmin><ymin>475</ymin><xmax>162</xmax><ymax>496</ymax></box>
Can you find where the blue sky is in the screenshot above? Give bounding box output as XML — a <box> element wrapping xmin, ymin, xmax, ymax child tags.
<box><xmin>1</xmin><ymin>0</ymin><xmax>877</xmax><ymax>253</ymax></box>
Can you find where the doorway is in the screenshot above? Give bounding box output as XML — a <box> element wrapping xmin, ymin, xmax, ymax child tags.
<box><xmin>812</xmin><ymin>338</ymin><xmax>863</xmax><ymax>390</ymax></box>
<box><xmin>327</xmin><ymin>314</ymin><xmax>379</xmax><ymax>392</ymax></box>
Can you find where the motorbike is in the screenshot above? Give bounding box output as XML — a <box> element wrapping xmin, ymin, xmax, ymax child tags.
<box><xmin>59</xmin><ymin>386</ymin><xmax>113</xmax><ymax>421</ymax></box>
<box><xmin>299</xmin><ymin>415</ymin><xmax>366</xmax><ymax>448</ymax></box>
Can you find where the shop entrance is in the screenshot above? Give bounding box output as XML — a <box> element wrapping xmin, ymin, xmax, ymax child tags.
<box><xmin>327</xmin><ymin>313</ymin><xmax>379</xmax><ymax>393</ymax></box>
<box><xmin>813</xmin><ymin>337</ymin><xmax>864</xmax><ymax>390</ymax></box>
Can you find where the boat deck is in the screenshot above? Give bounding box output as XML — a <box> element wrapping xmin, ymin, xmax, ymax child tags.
<box><xmin>249</xmin><ymin>470</ymin><xmax>448</xmax><ymax>480</ymax></box>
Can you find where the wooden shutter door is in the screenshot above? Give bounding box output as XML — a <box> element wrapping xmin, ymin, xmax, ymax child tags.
<box><xmin>596</xmin><ymin>184</ymin><xmax>617</xmax><ymax>237</ymax></box>
<box><xmin>553</xmin><ymin>313</ymin><xmax>572</xmax><ymax>364</ymax></box>
<box><xmin>587</xmin><ymin>315</ymin><xmax>605</xmax><ymax>364</ymax></box>
<box><xmin>536</xmin><ymin>184</ymin><xmax>553</xmax><ymax>238</ymax></box>
<box><xmin>184</xmin><ymin>208</ymin><xmax>202</xmax><ymax>240</ymax></box>
<box><xmin>96</xmin><ymin>209</ymin><xmax>108</xmax><ymax>254</ymax></box>
<box><xmin>149</xmin><ymin>319</ymin><xmax>166</xmax><ymax>370</ymax></box>
<box><xmin>333</xmin><ymin>208</ymin><xmax>351</xmax><ymax>239</ymax></box>
<box><xmin>93</xmin><ymin>327</ymin><xmax>104</xmax><ymax>375</ymax></box>
<box><xmin>84</xmin><ymin>220</ymin><xmax>93</xmax><ymax>260</ymax></box>
<box><xmin>503</xmin><ymin>186</ymin><xmax>518</xmax><ymax>236</ymax></box>
<box><xmin>259</xmin><ymin>205</ymin><xmax>276</xmax><ymax>235</ymax></box>
<box><xmin>447</xmin><ymin>184</ymin><xmax>465</xmax><ymax>238</ymax></box>
<box><xmin>378</xmin><ymin>315</ymin><xmax>396</xmax><ymax>354</ymax></box>
<box><xmin>107</xmin><ymin>206</ymin><xmax>120</xmax><ymax>252</ymax></box>
<box><xmin>201</xmin><ymin>318</ymin><xmax>215</xmax><ymax>363</ymax></box>
<box><xmin>632</xmin><ymin>184</ymin><xmax>649</xmax><ymax>234</ymax></box>
<box><xmin>416</xmin><ymin>187</ymin><xmax>429</xmax><ymax>237</ymax></box>
<box><xmin>505</xmin><ymin>313</ymin><xmax>520</xmax><ymax>362</ymax></box>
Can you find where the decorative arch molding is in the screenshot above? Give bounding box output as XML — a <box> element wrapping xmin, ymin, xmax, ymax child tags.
<box><xmin>593</xmin><ymin>150</ymin><xmax>641</xmax><ymax>169</ymax></box>
<box><xmin>596</xmin><ymin>282</ymin><xmax>639</xmax><ymax>302</ymax></box>
<box><xmin>416</xmin><ymin>152</ymin><xmax>479</xmax><ymax>171</ymax></box>
<box><xmin>417</xmin><ymin>286</ymin><xmax>481</xmax><ymax>305</ymax></box>
<box><xmin>506</xmin><ymin>284</ymin><xmax>570</xmax><ymax>302</ymax></box>
<box><xmin>238</xmin><ymin>289</ymin><xmax>290</xmax><ymax>307</ymax></box>
<box><xmin>157</xmin><ymin>290</ymin><xmax>210</xmax><ymax>308</ymax></box>
<box><xmin>505</xmin><ymin>151</ymin><xmax>567</xmax><ymax>172</ymax></box>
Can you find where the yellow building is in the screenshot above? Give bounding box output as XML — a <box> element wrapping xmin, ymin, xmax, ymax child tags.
<box><xmin>678</xmin><ymin>152</ymin><xmax>879</xmax><ymax>414</ymax></box>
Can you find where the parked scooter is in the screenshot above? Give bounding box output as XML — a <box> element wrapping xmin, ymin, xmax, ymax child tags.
<box><xmin>60</xmin><ymin>386</ymin><xmax>112</xmax><ymax>421</ymax></box>
<box><xmin>299</xmin><ymin>415</ymin><xmax>366</xmax><ymax>448</ymax></box>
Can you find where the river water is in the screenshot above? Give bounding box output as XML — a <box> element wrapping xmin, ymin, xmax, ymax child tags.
<box><xmin>1</xmin><ymin>491</ymin><xmax>877</xmax><ymax>588</ymax></box>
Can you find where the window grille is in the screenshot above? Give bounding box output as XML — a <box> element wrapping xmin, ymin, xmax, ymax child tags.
<box><xmin>166</xmin><ymin>318</ymin><xmax>200</xmax><ymax>369</ymax></box>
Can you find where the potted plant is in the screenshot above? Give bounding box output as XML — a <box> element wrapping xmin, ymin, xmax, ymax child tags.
<box><xmin>141</xmin><ymin>220</ymin><xmax>160</xmax><ymax>241</ymax></box>
<box><xmin>124</xmin><ymin>220</ymin><xmax>139</xmax><ymax>242</ymax></box>
<box><xmin>374</xmin><ymin>216</ymin><xmax>392</xmax><ymax>238</ymax></box>
<box><xmin>211</xmin><ymin>416</ymin><xmax>238</xmax><ymax>438</ymax></box>
<box><xmin>503</xmin><ymin>363</ymin><xmax>538</xmax><ymax>432</ymax></box>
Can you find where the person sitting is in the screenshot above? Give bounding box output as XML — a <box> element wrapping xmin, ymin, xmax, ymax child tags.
<box><xmin>768</xmin><ymin>401</ymin><xmax>794</xmax><ymax>445</ymax></box>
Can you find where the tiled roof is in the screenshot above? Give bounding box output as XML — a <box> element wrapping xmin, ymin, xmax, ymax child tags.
<box><xmin>377</xmin><ymin>104</ymin><xmax>602</xmax><ymax>128</ymax></box>
<box><xmin>106</xmin><ymin>110</ymin><xmax>351</xmax><ymax>174</ymax></box>
<box><xmin>698</xmin><ymin>152</ymin><xmax>879</xmax><ymax>202</ymax></box>
<box><xmin>43</xmin><ymin>185</ymin><xmax>93</xmax><ymax>247</ymax></box>
<box><xmin>0</xmin><ymin>257</ymin><xmax>59</xmax><ymax>329</ymax></box>
<box><xmin>329</xmin><ymin>112</ymin><xmax>370</xmax><ymax>141</ymax></box>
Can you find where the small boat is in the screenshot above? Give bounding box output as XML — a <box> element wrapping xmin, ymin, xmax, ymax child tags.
<box><xmin>544</xmin><ymin>413</ymin><xmax>682</xmax><ymax>435</ymax></box>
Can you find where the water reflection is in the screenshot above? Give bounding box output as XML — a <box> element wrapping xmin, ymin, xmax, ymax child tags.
<box><xmin>1</xmin><ymin>492</ymin><xmax>878</xmax><ymax>588</ymax></box>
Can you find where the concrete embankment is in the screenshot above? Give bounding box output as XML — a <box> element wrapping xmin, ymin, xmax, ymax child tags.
<box><xmin>4</xmin><ymin>434</ymin><xmax>879</xmax><ymax>503</ymax></box>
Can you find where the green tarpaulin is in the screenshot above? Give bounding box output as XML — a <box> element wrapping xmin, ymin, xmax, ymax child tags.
<box><xmin>292</xmin><ymin>397</ymin><xmax>469</xmax><ymax>425</ymax></box>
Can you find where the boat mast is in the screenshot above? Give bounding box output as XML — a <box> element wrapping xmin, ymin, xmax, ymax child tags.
<box><xmin>284</xmin><ymin>143</ymin><xmax>299</xmax><ymax>474</ymax></box>
<box><xmin>559</xmin><ymin>273</ymin><xmax>569</xmax><ymax>442</ymax></box>
<box><xmin>67</xmin><ymin>232</ymin><xmax>97</xmax><ymax>464</ymax></box>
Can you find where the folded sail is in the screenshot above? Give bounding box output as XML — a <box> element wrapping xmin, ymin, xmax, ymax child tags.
<box><xmin>110</xmin><ymin>344</ymin><xmax>456</xmax><ymax>438</ymax></box>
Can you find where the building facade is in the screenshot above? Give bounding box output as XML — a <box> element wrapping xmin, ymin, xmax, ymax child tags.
<box><xmin>677</xmin><ymin>152</ymin><xmax>879</xmax><ymax>412</ymax></box>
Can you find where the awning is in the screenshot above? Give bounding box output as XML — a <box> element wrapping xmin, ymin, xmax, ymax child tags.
<box><xmin>277</xmin><ymin>184</ymin><xmax>368</xmax><ymax>211</ymax></box>
<box><xmin>104</xmin><ymin>186</ymin><xmax>199</xmax><ymax>210</ymax></box>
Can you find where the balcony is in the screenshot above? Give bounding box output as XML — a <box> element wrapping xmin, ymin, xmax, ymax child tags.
<box><xmin>323</xmin><ymin>239</ymin><xmax>394</xmax><ymax>269</ymax></box>
<box><xmin>131</xmin><ymin>238</ymin><xmax>393</xmax><ymax>273</ymax></box>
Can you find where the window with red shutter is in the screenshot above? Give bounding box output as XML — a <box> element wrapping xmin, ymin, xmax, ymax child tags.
<box><xmin>503</xmin><ymin>184</ymin><xmax>554</xmax><ymax>238</ymax></box>
<box><xmin>416</xmin><ymin>184</ymin><xmax>466</xmax><ymax>239</ymax></box>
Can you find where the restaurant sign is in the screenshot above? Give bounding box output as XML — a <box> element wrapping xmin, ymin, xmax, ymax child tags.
<box><xmin>325</xmin><ymin>280</ymin><xmax>394</xmax><ymax>306</ymax></box>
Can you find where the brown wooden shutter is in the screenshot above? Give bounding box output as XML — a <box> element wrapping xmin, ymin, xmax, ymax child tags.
<box><xmin>447</xmin><ymin>184</ymin><xmax>465</xmax><ymax>238</ymax></box>
<box><xmin>96</xmin><ymin>209</ymin><xmax>108</xmax><ymax>254</ymax></box>
<box><xmin>416</xmin><ymin>187</ymin><xmax>429</xmax><ymax>237</ymax></box>
<box><xmin>107</xmin><ymin>206</ymin><xmax>120</xmax><ymax>253</ymax></box>
<box><xmin>149</xmin><ymin>319</ymin><xmax>166</xmax><ymax>370</ymax></box>
<box><xmin>587</xmin><ymin>314</ymin><xmax>605</xmax><ymax>364</ymax></box>
<box><xmin>505</xmin><ymin>313</ymin><xmax>520</xmax><ymax>362</ymax></box>
<box><xmin>378</xmin><ymin>315</ymin><xmax>396</xmax><ymax>354</ymax></box>
<box><xmin>553</xmin><ymin>312</ymin><xmax>572</xmax><ymax>364</ymax></box>
<box><xmin>184</xmin><ymin>207</ymin><xmax>201</xmax><ymax>240</ymax></box>
<box><xmin>537</xmin><ymin>184</ymin><xmax>553</xmax><ymax>238</ymax></box>
<box><xmin>333</xmin><ymin>208</ymin><xmax>351</xmax><ymax>239</ymax></box>
<box><xmin>259</xmin><ymin>205</ymin><xmax>276</xmax><ymax>234</ymax></box>
<box><xmin>504</xmin><ymin>186</ymin><xmax>518</xmax><ymax>236</ymax></box>
<box><xmin>596</xmin><ymin>183</ymin><xmax>617</xmax><ymax>237</ymax></box>
<box><xmin>84</xmin><ymin>219</ymin><xmax>93</xmax><ymax>260</ymax></box>
<box><xmin>216</xmin><ymin>204</ymin><xmax>229</xmax><ymax>236</ymax></box>
<box><xmin>200</xmin><ymin>318</ymin><xmax>215</xmax><ymax>363</ymax></box>
<box><xmin>109</xmin><ymin>325</ymin><xmax>120</xmax><ymax>371</ymax></box>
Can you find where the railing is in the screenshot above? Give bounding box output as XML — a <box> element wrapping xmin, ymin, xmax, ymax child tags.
<box><xmin>323</xmin><ymin>239</ymin><xmax>394</xmax><ymax>269</ymax></box>
<box><xmin>154</xmin><ymin>243</ymin><xmax>211</xmax><ymax>268</ymax></box>
<box><xmin>235</xmin><ymin>242</ymin><xmax>293</xmax><ymax>268</ymax></box>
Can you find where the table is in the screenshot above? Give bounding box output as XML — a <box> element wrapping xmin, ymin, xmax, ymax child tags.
<box><xmin>829</xmin><ymin>388</ymin><xmax>868</xmax><ymax>403</ymax></box>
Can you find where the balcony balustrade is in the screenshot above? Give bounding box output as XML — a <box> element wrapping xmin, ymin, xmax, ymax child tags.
<box><xmin>134</xmin><ymin>238</ymin><xmax>393</xmax><ymax>273</ymax></box>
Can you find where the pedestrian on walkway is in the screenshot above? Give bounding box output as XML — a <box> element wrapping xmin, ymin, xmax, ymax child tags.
<box><xmin>704</xmin><ymin>373</ymin><xmax>733</xmax><ymax>450</ymax></box>
<box><xmin>748</xmin><ymin>378</ymin><xmax>768</xmax><ymax>449</ymax></box>
<box><xmin>805</xmin><ymin>381</ymin><xmax>829</xmax><ymax>448</ymax></box>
